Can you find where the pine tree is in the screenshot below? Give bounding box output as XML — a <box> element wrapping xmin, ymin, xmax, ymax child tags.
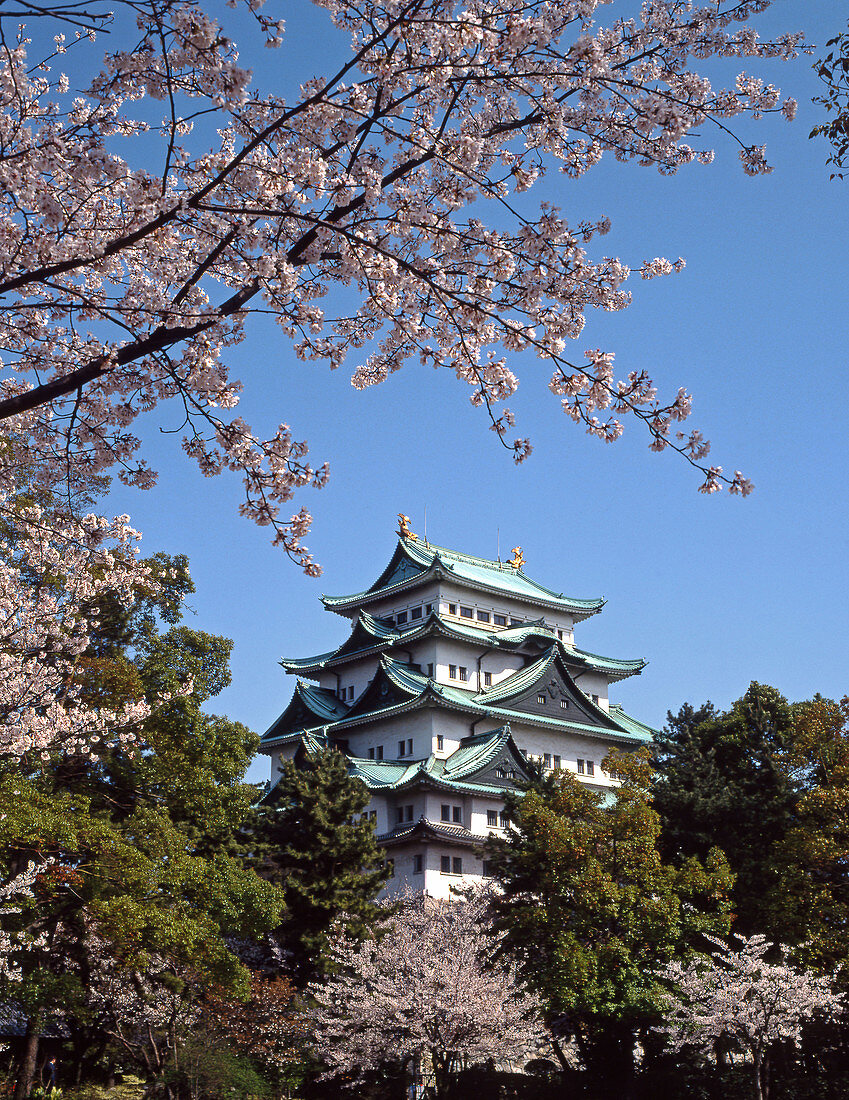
<box><xmin>254</xmin><ymin>748</ymin><xmax>390</xmax><ymax>986</ymax></box>
<box><xmin>652</xmin><ymin>683</ymin><xmax>797</xmax><ymax>936</ymax></box>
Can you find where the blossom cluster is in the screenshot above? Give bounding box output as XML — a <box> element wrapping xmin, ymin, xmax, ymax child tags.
<box><xmin>0</xmin><ymin>504</ymin><xmax>155</xmax><ymax>758</ymax></box>
<box><xmin>309</xmin><ymin>889</ymin><xmax>544</xmax><ymax>1079</ymax></box>
<box><xmin>659</xmin><ymin>933</ymin><xmax>844</xmax><ymax>1061</ymax></box>
<box><xmin>0</xmin><ymin>0</ymin><xmax>802</xmax><ymax>559</ymax></box>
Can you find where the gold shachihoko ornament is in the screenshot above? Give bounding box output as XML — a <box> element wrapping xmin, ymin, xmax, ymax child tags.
<box><xmin>508</xmin><ymin>546</ymin><xmax>525</xmax><ymax>571</ymax></box>
<box><xmin>396</xmin><ymin>514</ymin><xmax>418</xmax><ymax>541</ymax></box>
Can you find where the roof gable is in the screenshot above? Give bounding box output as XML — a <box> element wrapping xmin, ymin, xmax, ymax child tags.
<box><xmin>322</xmin><ymin>537</ymin><xmax>604</xmax><ymax>619</ymax></box>
<box><xmin>442</xmin><ymin>727</ymin><xmax>532</xmax><ymax>789</ymax></box>
<box><xmin>343</xmin><ymin>654</ymin><xmax>427</xmax><ymax>719</ymax></box>
<box><xmin>479</xmin><ymin>647</ymin><xmax>620</xmax><ymax>730</ymax></box>
<box><xmin>261</xmin><ymin>681</ymin><xmax>349</xmax><ymax>744</ymax></box>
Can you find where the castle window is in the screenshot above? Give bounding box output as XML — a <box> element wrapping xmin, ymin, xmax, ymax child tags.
<box><xmin>499</xmin><ymin>811</ymin><xmax>509</xmax><ymax>828</ymax></box>
<box><xmin>453</xmin><ymin>857</ymin><xmax>463</xmax><ymax>875</ymax></box>
<box><xmin>449</xmin><ymin>664</ymin><xmax>457</xmax><ymax>679</ymax></box>
<box><xmin>537</xmin><ymin>694</ymin><xmax>546</xmax><ymax>705</ymax></box>
<box><xmin>586</xmin><ymin>760</ymin><xmax>595</xmax><ymax>777</ymax></box>
<box><xmin>425</xmin><ymin>603</ymin><xmax>433</xmax><ymax>614</ymax></box>
<box><xmin>368</xmin><ymin>748</ymin><xmax>375</xmax><ymax>759</ymax></box>
<box><xmin>436</xmin><ymin>735</ymin><xmax>444</xmax><ymax>751</ymax></box>
<box><xmin>510</xmin><ymin>617</ymin><xmax>523</xmax><ymax>626</ymax></box>
<box><xmin>348</xmin><ymin>685</ymin><xmax>354</xmax><ymax>700</ymax></box>
<box><xmin>376</xmin><ymin>745</ymin><xmax>383</xmax><ymax>761</ymax></box>
<box><xmin>481</xmin><ymin>861</ymin><xmax>493</xmax><ymax>878</ymax></box>
<box><xmin>458</xmin><ymin>667</ymin><xmax>468</xmax><ymax>682</ymax></box>
<box><xmin>487</xmin><ymin>810</ymin><xmax>498</xmax><ymax>827</ymax></box>
<box><xmin>452</xmin><ymin>806</ymin><xmax>462</xmax><ymax>824</ymax></box>
<box><xmin>441</xmin><ymin>804</ymin><xmax>450</xmax><ymax>822</ymax></box>
<box><xmin>440</xmin><ymin>855</ymin><xmax>451</xmax><ymax>874</ymax></box>
<box><xmin>396</xmin><ymin>610</ymin><xmax>408</xmax><ymax>625</ymax></box>
<box><xmin>460</xmin><ymin>606</ymin><xmax>474</xmax><ymax>619</ymax></box>
<box><xmin>554</xmin><ymin>755</ymin><xmax>561</xmax><ymax>770</ymax></box>
<box><xmin>592</xmin><ymin>694</ymin><xmax>600</xmax><ymax>704</ymax></box>
<box><xmin>560</xmin><ymin>699</ymin><xmax>569</xmax><ymax>709</ymax></box>
<box><xmin>544</xmin><ymin>753</ymin><xmax>552</xmax><ymax>769</ymax></box>
<box><xmin>413</xmin><ymin>854</ymin><xmax>423</xmax><ymax>874</ymax></box>
<box><xmin>427</xmin><ymin>663</ymin><xmax>434</xmax><ymax>677</ymax></box>
<box><xmin>370</xmin><ymin>810</ymin><xmax>377</xmax><ymax>822</ymax></box>
<box><xmin>448</xmin><ymin>603</ymin><xmax>457</xmax><ymax>615</ymax></box>
<box><xmin>483</xmin><ymin>671</ymin><xmax>492</xmax><ymax>686</ymax></box>
<box><xmin>476</xmin><ymin>609</ymin><xmax>491</xmax><ymax>623</ymax></box>
<box><xmin>398</xmin><ymin>739</ymin><xmax>405</xmax><ymax>757</ymax></box>
<box><xmin>577</xmin><ymin>759</ymin><xmax>585</xmax><ymax>775</ymax></box>
<box><xmin>396</xmin><ymin>807</ymin><xmax>404</xmax><ymax>824</ymax></box>
<box><xmin>494</xmin><ymin>614</ymin><xmax>507</xmax><ymax>627</ymax></box>
<box><xmin>406</xmin><ymin>804</ymin><xmax>414</xmax><ymax>821</ymax></box>
<box><xmin>410</xmin><ymin>606</ymin><xmax>422</xmax><ymax>620</ymax></box>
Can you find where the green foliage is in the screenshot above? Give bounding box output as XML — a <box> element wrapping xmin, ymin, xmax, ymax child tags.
<box><xmin>769</xmin><ymin>696</ymin><xmax>849</xmax><ymax>976</ymax></box>
<box><xmin>487</xmin><ymin>749</ymin><xmax>732</xmax><ymax>1091</ymax></box>
<box><xmin>166</xmin><ymin>1039</ymin><xmax>273</xmax><ymax>1100</ymax></box>
<box><xmin>811</xmin><ymin>22</ymin><xmax>849</xmax><ymax>178</ymax></box>
<box><xmin>253</xmin><ymin>747</ymin><xmax>390</xmax><ymax>986</ymax></box>
<box><xmin>653</xmin><ymin>682</ymin><xmax>796</xmax><ymax>936</ymax></box>
<box><xmin>0</xmin><ymin>556</ymin><xmax>287</xmax><ymax>1095</ymax></box>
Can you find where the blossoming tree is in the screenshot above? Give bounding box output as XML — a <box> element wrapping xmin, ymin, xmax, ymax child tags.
<box><xmin>0</xmin><ymin>505</ymin><xmax>155</xmax><ymax>759</ymax></box>
<box><xmin>659</xmin><ymin>934</ymin><xmax>845</xmax><ymax>1100</ymax></box>
<box><xmin>308</xmin><ymin>890</ymin><xmax>544</xmax><ymax>1097</ymax></box>
<box><xmin>0</xmin><ymin>0</ymin><xmax>802</xmax><ymax>569</ymax></box>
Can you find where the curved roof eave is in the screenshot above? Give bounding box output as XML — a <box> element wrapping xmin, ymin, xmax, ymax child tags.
<box><xmin>322</xmin><ymin>539</ymin><xmax>604</xmax><ymax>619</ymax></box>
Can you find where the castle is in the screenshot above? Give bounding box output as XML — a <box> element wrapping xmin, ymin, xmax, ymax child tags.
<box><xmin>260</xmin><ymin>520</ymin><xmax>654</xmax><ymax>898</ymax></box>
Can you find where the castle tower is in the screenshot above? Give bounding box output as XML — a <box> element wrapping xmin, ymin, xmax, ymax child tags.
<box><xmin>260</xmin><ymin>526</ymin><xmax>654</xmax><ymax>899</ymax></box>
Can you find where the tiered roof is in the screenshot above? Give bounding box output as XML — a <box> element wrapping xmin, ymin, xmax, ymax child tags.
<box><xmin>281</xmin><ymin>609</ymin><xmax>645</xmax><ymax>682</ymax></box>
<box><xmin>262</xmin><ymin>650</ymin><xmax>653</xmax><ymax>750</ymax></box>
<box><xmin>321</xmin><ymin>539</ymin><xmax>605</xmax><ymax>620</ymax></box>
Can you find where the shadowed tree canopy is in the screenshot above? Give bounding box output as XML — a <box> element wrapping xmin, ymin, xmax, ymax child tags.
<box><xmin>486</xmin><ymin>748</ymin><xmax>732</xmax><ymax>1100</ymax></box>
<box><xmin>653</xmin><ymin>683</ymin><xmax>797</xmax><ymax>938</ymax></box>
<box><xmin>253</xmin><ymin>748</ymin><xmax>390</xmax><ymax>987</ymax></box>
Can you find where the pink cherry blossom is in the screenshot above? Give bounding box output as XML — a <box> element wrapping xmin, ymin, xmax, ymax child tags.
<box><xmin>0</xmin><ymin>0</ymin><xmax>803</xmax><ymax>565</ymax></box>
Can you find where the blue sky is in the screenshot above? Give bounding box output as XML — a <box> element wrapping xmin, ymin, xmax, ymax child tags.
<box><xmin>99</xmin><ymin>1</ymin><xmax>849</xmax><ymax>783</ymax></box>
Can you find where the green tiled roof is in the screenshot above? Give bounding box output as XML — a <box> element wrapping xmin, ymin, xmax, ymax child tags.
<box><xmin>322</xmin><ymin>538</ymin><xmax>604</xmax><ymax>619</ymax></box>
<box><xmin>481</xmin><ymin>704</ymin><xmax>654</xmax><ymax>744</ymax></box>
<box><xmin>477</xmin><ymin>647</ymin><xmax>558</xmax><ymax>704</ymax></box>
<box><xmin>345</xmin><ymin>727</ymin><xmax>532</xmax><ymax>796</ymax></box>
<box><xmin>442</xmin><ymin>726</ymin><xmax>514</xmax><ymax>779</ymax></box>
<box><xmin>281</xmin><ymin>609</ymin><xmax>644</xmax><ymax>682</ymax></box>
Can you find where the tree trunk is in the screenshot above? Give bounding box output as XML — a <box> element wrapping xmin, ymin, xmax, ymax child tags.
<box><xmin>14</xmin><ymin>1017</ymin><xmax>42</xmax><ymax>1100</ymax></box>
<box><xmin>584</xmin><ymin>1020</ymin><xmax>637</xmax><ymax>1100</ymax></box>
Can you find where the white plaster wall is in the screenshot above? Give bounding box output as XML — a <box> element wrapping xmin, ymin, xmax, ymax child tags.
<box><xmin>361</xmin><ymin>795</ymin><xmax>390</xmax><ymax>836</ymax></box>
<box><xmin>435</xmin><ymin>580</ymin><xmax>578</xmax><ymax>637</ymax></box>
<box><xmin>317</xmin><ymin>655</ymin><xmax>382</xmax><ymax>702</ymax></box>
<box><xmin>468</xmin><ymin>794</ymin><xmax>505</xmax><ymax>835</ymax></box>
<box><xmin>424</xmin><ymin>789</ymin><xmax>469</xmax><ymax>826</ymax></box>
<box><xmin>343</xmin><ymin>708</ymin><xmax>436</xmax><ymax>760</ymax></box>
<box><xmin>570</xmin><ymin>670</ymin><xmax>610</xmax><ymax>709</ymax></box>
<box><xmin>367</xmin><ymin>582</ymin><xmax>441</xmax><ymax>625</ymax></box>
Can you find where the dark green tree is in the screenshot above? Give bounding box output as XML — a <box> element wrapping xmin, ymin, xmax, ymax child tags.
<box><xmin>0</xmin><ymin>557</ymin><xmax>285</xmax><ymax>1097</ymax></box>
<box><xmin>253</xmin><ymin>748</ymin><xmax>390</xmax><ymax>987</ymax></box>
<box><xmin>652</xmin><ymin>682</ymin><xmax>796</xmax><ymax>937</ymax></box>
<box><xmin>487</xmin><ymin>749</ymin><xmax>732</xmax><ymax>1100</ymax></box>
